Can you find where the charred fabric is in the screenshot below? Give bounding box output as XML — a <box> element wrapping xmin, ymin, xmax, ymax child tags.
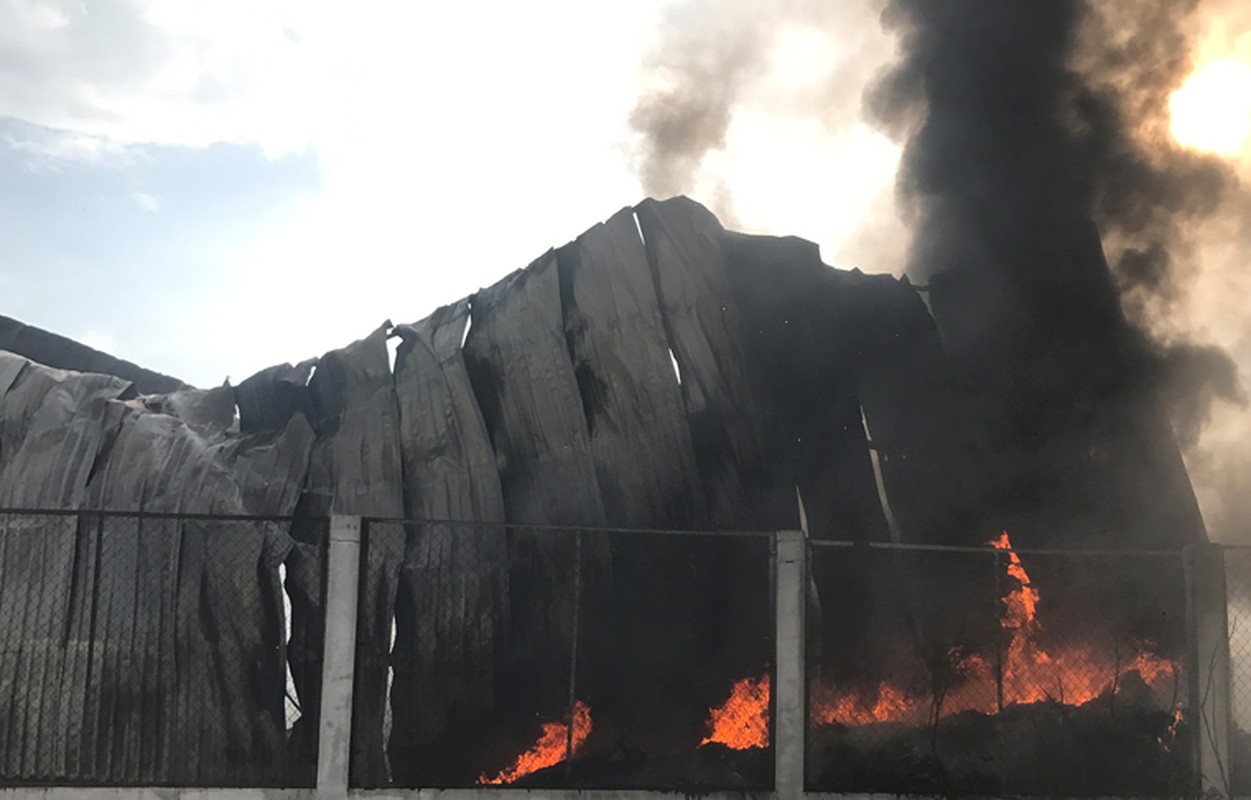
<box><xmin>0</xmin><ymin>196</ymin><xmax>1205</xmax><ymax>786</ymax></box>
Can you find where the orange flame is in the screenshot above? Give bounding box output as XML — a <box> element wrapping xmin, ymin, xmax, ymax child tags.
<box><xmin>478</xmin><ymin>701</ymin><xmax>592</xmax><ymax>785</ymax></box>
<box><xmin>991</xmin><ymin>530</ymin><xmax>1039</xmax><ymax>624</ymax></box>
<box><xmin>701</xmin><ymin>673</ymin><xmax>770</xmax><ymax>750</ymax></box>
<box><xmin>810</xmin><ymin>531</ymin><xmax>1181</xmax><ymax>727</ymax></box>
<box><xmin>811</xmin><ymin>681</ymin><xmax>912</xmax><ymax>726</ymax></box>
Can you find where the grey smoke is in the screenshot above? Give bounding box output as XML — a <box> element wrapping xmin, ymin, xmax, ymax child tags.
<box><xmin>629</xmin><ymin>0</ymin><xmax>889</xmax><ymax>210</ymax></box>
<box><xmin>629</xmin><ymin>3</ymin><xmax>766</xmax><ymax>201</ymax></box>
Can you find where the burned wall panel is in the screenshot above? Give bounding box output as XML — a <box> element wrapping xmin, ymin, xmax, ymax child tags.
<box><xmin>562</xmin><ymin>207</ymin><xmax>758</xmax><ymax>755</ymax></box>
<box><xmin>720</xmin><ymin>232</ymin><xmax>890</xmax><ymax>544</ymax></box>
<box><xmin>634</xmin><ymin>198</ymin><xmax>768</xmax><ymax>529</ymax></box>
<box><xmin>462</xmin><ymin>252</ymin><xmax>611</xmax><ymax>764</ymax></box>
<box><xmin>297</xmin><ymin>325</ymin><xmax>405</xmax><ymax>787</ymax></box>
<box><xmin>387</xmin><ymin>300</ymin><xmax>509</xmax><ymax>785</ymax></box>
<box><xmin>0</xmin><ymin>358</ymin><xmax>134</xmax><ymax>782</ymax></box>
<box><xmin>558</xmin><ymin>208</ymin><xmax>707</xmax><ymax>529</ymax></box>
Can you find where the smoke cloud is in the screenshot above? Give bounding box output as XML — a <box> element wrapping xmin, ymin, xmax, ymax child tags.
<box><xmin>629</xmin><ymin>0</ymin><xmax>898</xmax><ymax>241</ymax></box>
<box><xmin>870</xmin><ymin>0</ymin><xmax>1248</xmax><ymax>539</ymax></box>
<box><xmin>631</xmin><ymin>0</ymin><xmax>1251</xmax><ymax>540</ymax></box>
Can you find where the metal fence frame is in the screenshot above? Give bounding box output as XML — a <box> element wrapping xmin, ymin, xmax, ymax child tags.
<box><xmin>347</xmin><ymin>517</ymin><xmax>779</xmax><ymax>791</ymax></box>
<box><xmin>0</xmin><ymin>513</ymin><xmax>1242</xmax><ymax>800</ymax></box>
<box><xmin>0</xmin><ymin>508</ymin><xmax>330</xmax><ymax>789</ymax></box>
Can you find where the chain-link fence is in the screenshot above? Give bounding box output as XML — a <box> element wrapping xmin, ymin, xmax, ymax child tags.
<box><xmin>0</xmin><ymin>510</ymin><xmax>327</xmax><ymax>787</ymax></box>
<box><xmin>350</xmin><ymin>519</ymin><xmax>775</xmax><ymax>790</ymax></box>
<box><xmin>806</xmin><ymin>539</ymin><xmax>1191</xmax><ymax>796</ymax></box>
<box><xmin>1225</xmin><ymin>547</ymin><xmax>1251</xmax><ymax>795</ymax></box>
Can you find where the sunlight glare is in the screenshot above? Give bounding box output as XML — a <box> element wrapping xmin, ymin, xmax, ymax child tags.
<box><xmin>1170</xmin><ymin>59</ymin><xmax>1251</xmax><ymax>155</ymax></box>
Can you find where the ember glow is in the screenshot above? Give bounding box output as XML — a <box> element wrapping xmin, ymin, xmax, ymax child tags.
<box><xmin>701</xmin><ymin>673</ymin><xmax>770</xmax><ymax>750</ymax></box>
<box><xmin>810</xmin><ymin>532</ymin><xmax>1180</xmax><ymax>727</ymax></box>
<box><xmin>477</xmin><ymin>701</ymin><xmax>592</xmax><ymax>785</ymax></box>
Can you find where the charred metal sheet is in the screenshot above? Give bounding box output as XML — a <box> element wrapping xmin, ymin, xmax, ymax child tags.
<box><xmin>0</xmin><ymin>358</ymin><xmax>132</xmax><ymax>508</ymax></box>
<box><xmin>634</xmin><ymin>197</ymin><xmax>767</xmax><ymax>529</ymax></box>
<box><xmin>720</xmin><ymin>232</ymin><xmax>892</xmax><ymax>544</ymax></box>
<box><xmin>464</xmin><ymin>254</ymin><xmax>607</xmax><ymax>527</ymax></box>
<box><xmin>0</xmin><ymin>315</ymin><xmax>185</xmax><ymax>396</ymax></box>
<box><xmin>0</xmin><ymin>352</ymin><xmax>26</xmax><ymax>398</ymax></box>
<box><xmin>561</xmin><ymin>206</ymin><xmax>745</xmax><ymax>752</ymax></box>
<box><xmin>234</xmin><ymin>359</ymin><xmax>317</xmax><ymax>435</ymax></box>
<box><xmin>463</xmin><ymin>251</ymin><xmax>608</xmax><ymax>736</ymax></box>
<box><xmin>298</xmin><ymin>323</ymin><xmax>405</xmax><ymax>786</ymax></box>
<box><xmin>387</xmin><ymin>300</ymin><xmax>508</xmax><ymax>784</ymax></box>
<box><xmin>220</xmin><ymin>414</ymin><xmax>317</xmax><ymax>515</ymax></box>
<box><xmin>558</xmin><ymin>207</ymin><xmax>707</xmax><ymax>529</ymax></box>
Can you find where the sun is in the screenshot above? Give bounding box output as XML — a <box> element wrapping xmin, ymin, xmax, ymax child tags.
<box><xmin>1169</xmin><ymin>59</ymin><xmax>1251</xmax><ymax>155</ymax></box>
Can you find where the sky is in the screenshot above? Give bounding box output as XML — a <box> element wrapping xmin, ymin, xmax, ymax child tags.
<box><xmin>0</xmin><ymin>0</ymin><xmax>903</xmax><ymax>386</ymax></box>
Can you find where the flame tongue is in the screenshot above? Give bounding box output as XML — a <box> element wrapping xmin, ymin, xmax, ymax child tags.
<box><xmin>808</xmin><ymin>531</ymin><xmax>1181</xmax><ymax>727</ymax></box>
<box><xmin>701</xmin><ymin>673</ymin><xmax>770</xmax><ymax>750</ymax></box>
<box><xmin>478</xmin><ymin>701</ymin><xmax>592</xmax><ymax>785</ymax></box>
<box><xmin>991</xmin><ymin>531</ymin><xmax>1039</xmax><ymax>626</ymax></box>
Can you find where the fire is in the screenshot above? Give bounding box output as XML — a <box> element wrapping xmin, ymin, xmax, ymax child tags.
<box><xmin>811</xmin><ymin>681</ymin><xmax>911</xmax><ymax>727</ymax></box>
<box><xmin>810</xmin><ymin>532</ymin><xmax>1181</xmax><ymax>727</ymax></box>
<box><xmin>477</xmin><ymin>701</ymin><xmax>592</xmax><ymax>785</ymax></box>
<box><xmin>701</xmin><ymin>673</ymin><xmax>770</xmax><ymax>750</ymax></box>
<box><xmin>991</xmin><ymin>530</ymin><xmax>1038</xmax><ymax>623</ymax></box>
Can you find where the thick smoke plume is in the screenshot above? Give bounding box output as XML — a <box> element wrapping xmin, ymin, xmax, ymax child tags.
<box><xmin>632</xmin><ymin>0</ymin><xmax>1250</xmax><ymax>540</ymax></box>
<box><xmin>870</xmin><ymin>0</ymin><xmax>1247</xmax><ymax>538</ymax></box>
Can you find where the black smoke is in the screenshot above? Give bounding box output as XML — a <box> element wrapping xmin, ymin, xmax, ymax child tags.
<box><xmin>866</xmin><ymin>0</ymin><xmax>1245</xmax><ymax>544</ymax></box>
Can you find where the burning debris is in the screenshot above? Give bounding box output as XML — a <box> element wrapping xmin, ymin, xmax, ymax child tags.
<box><xmin>700</xmin><ymin>673</ymin><xmax>770</xmax><ymax>750</ymax></box>
<box><xmin>809</xmin><ymin>532</ymin><xmax>1180</xmax><ymax>730</ymax></box>
<box><xmin>478</xmin><ymin>701</ymin><xmax>592</xmax><ymax>785</ymax></box>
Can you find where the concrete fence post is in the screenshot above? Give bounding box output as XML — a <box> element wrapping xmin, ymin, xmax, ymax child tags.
<box><xmin>1185</xmin><ymin>543</ymin><xmax>1232</xmax><ymax>798</ymax></box>
<box><xmin>775</xmin><ymin>530</ymin><xmax>807</xmax><ymax>800</ymax></box>
<box><xmin>317</xmin><ymin>515</ymin><xmax>363</xmax><ymax>797</ymax></box>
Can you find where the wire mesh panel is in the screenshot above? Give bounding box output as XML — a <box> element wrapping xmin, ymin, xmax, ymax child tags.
<box><xmin>0</xmin><ymin>510</ymin><xmax>327</xmax><ymax>787</ymax></box>
<box><xmin>351</xmin><ymin>520</ymin><xmax>774</xmax><ymax>790</ymax></box>
<box><xmin>806</xmin><ymin>540</ymin><xmax>1191</xmax><ymax>796</ymax></box>
<box><xmin>1225</xmin><ymin>547</ymin><xmax>1251</xmax><ymax>795</ymax></box>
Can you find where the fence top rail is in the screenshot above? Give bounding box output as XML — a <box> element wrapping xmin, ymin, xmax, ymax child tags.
<box><xmin>808</xmin><ymin>537</ymin><xmax>1188</xmax><ymax>558</ymax></box>
<box><xmin>0</xmin><ymin>509</ymin><xmax>1207</xmax><ymax>556</ymax></box>
<box><xmin>0</xmin><ymin>507</ymin><xmax>313</xmax><ymax>523</ymax></box>
<box><xmin>361</xmin><ymin>516</ymin><xmax>776</xmax><ymax>538</ymax></box>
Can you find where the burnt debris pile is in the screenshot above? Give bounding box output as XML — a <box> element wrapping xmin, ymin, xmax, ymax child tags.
<box><xmin>0</xmin><ymin>196</ymin><xmax>1206</xmax><ymax>789</ymax></box>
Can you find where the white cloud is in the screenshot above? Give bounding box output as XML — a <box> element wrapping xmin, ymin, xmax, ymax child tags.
<box><xmin>130</xmin><ymin>191</ymin><xmax>159</xmax><ymax>212</ymax></box>
<box><xmin>1</xmin><ymin>0</ymin><xmax>909</xmax><ymax>386</ymax></box>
